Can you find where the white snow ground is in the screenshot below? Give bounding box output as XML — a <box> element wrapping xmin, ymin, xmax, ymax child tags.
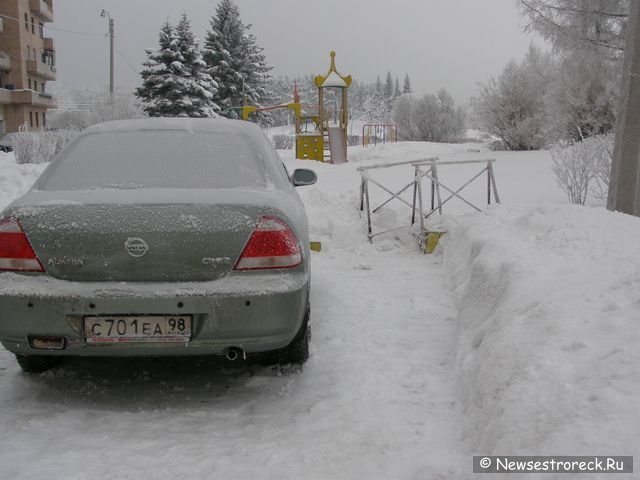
<box><xmin>0</xmin><ymin>142</ymin><xmax>638</xmax><ymax>479</ymax></box>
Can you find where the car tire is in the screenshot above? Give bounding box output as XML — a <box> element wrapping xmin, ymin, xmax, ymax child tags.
<box><xmin>282</xmin><ymin>315</ymin><xmax>310</xmax><ymax>365</ymax></box>
<box><xmin>15</xmin><ymin>354</ymin><xmax>60</xmax><ymax>374</ymax></box>
<box><xmin>254</xmin><ymin>305</ymin><xmax>310</xmax><ymax>366</ymax></box>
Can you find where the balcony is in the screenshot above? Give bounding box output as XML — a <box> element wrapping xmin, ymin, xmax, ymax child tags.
<box><xmin>7</xmin><ymin>89</ymin><xmax>55</xmax><ymax>108</ymax></box>
<box><xmin>43</xmin><ymin>37</ymin><xmax>54</xmax><ymax>51</ymax></box>
<box><xmin>30</xmin><ymin>0</ymin><xmax>54</xmax><ymax>23</ymax></box>
<box><xmin>0</xmin><ymin>52</ymin><xmax>10</xmax><ymax>72</ymax></box>
<box><xmin>27</xmin><ymin>59</ymin><xmax>56</xmax><ymax>80</ymax></box>
<box><xmin>0</xmin><ymin>89</ymin><xmax>11</xmax><ymax>105</ymax></box>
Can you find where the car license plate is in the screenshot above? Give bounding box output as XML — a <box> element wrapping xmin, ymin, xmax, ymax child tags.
<box><xmin>84</xmin><ymin>316</ymin><xmax>192</xmax><ymax>344</ymax></box>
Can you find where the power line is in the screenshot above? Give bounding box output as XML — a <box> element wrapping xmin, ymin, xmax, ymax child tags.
<box><xmin>114</xmin><ymin>42</ymin><xmax>139</xmax><ymax>76</ymax></box>
<box><xmin>0</xmin><ymin>13</ymin><xmax>103</xmax><ymax>37</ymax></box>
<box><xmin>1</xmin><ymin>12</ymin><xmax>140</xmax><ymax>82</ymax></box>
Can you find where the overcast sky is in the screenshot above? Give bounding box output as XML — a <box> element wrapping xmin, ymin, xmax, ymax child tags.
<box><xmin>50</xmin><ymin>0</ymin><xmax>539</xmax><ymax>103</ymax></box>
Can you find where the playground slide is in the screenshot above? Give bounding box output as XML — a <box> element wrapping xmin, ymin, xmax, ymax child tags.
<box><xmin>327</xmin><ymin>127</ymin><xmax>347</xmax><ymax>164</ymax></box>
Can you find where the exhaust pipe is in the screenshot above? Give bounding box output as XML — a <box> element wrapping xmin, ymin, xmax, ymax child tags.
<box><xmin>225</xmin><ymin>347</ymin><xmax>245</xmax><ymax>361</ymax></box>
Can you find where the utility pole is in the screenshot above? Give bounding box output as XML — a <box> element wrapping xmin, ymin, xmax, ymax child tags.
<box><xmin>607</xmin><ymin>0</ymin><xmax>640</xmax><ymax>216</ymax></box>
<box><xmin>100</xmin><ymin>9</ymin><xmax>114</xmax><ymax>98</ymax></box>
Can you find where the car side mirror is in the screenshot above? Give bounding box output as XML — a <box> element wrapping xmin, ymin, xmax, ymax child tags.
<box><xmin>292</xmin><ymin>168</ymin><xmax>317</xmax><ymax>187</ymax></box>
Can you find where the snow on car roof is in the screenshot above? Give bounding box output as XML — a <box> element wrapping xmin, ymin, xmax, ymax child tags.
<box><xmin>83</xmin><ymin>117</ymin><xmax>259</xmax><ymax>136</ymax></box>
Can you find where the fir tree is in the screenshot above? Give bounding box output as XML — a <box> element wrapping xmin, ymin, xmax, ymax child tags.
<box><xmin>136</xmin><ymin>18</ymin><xmax>219</xmax><ymax>117</ymax></box>
<box><xmin>384</xmin><ymin>71</ymin><xmax>394</xmax><ymax>101</ymax></box>
<box><xmin>203</xmin><ymin>0</ymin><xmax>272</xmax><ymax>119</ymax></box>
<box><xmin>403</xmin><ymin>74</ymin><xmax>413</xmax><ymax>94</ymax></box>
<box><xmin>394</xmin><ymin>77</ymin><xmax>402</xmax><ymax>98</ymax></box>
<box><xmin>375</xmin><ymin>76</ymin><xmax>383</xmax><ymax>94</ymax></box>
<box><xmin>174</xmin><ymin>14</ymin><xmax>220</xmax><ymax>117</ymax></box>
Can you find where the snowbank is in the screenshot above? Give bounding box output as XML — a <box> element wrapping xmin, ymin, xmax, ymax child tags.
<box><xmin>443</xmin><ymin>204</ymin><xmax>640</xmax><ymax>459</ymax></box>
<box><xmin>0</xmin><ymin>152</ymin><xmax>49</xmax><ymax>210</ymax></box>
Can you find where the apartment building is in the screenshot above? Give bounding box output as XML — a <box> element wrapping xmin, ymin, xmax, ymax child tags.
<box><xmin>0</xmin><ymin>0</ymin><xmax>55</xmax><ymax>134</ymax></box>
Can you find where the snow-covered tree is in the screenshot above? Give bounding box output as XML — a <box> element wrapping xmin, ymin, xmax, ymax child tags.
<box><xmin>545</xmin><ymin>49</ymin><xmax>618</xmax><ymax>142</ymax></box>
<box><xmin>392</xmin><ymin>94</ymin><xmax>415</xmax><ymax>140</ymax></box>
<box><xmin>392</xmin><ymin>89</ymin><xmax>465</xmax><ymax>142</ymax></box>
<box><xmin>136</xmin><ymin>19</ymin><xmax>219</xmax><ymax>117</ymax></box>
<box><xmin>476</xmin><ymin>45</ymin><xmax>552</xmax><ymax>150</ymax></box>
<box><xmin>203</xmin><ymin>0</ymin><xmax>272</xmax><ymax>119</ymax></box>
<box><xmin>384</xmin><ymin>71</ymin><xmax>394</xmax><ymax>108</ymax></box>
<box><xmin>50</xmin><ymin>91</ymin><xmax>144</xmax><ymax>130</ymax></box>
<box><xmin>519</xmin><ymin>0</ymin><xmax>629</xmax><ymax>56</ymax></box>
<box><xmin>174</xmin><ymin>14</ymin><xmax>220</xmax><ymax>116</ymax></box>
<box><xmin>361</xmin><ymin>87</ymin><xmax>388</xmax><ymax>124</ymax></box>
<box><xmin>394</xmin><ymin>77</ymin><xmax>402</xmax><ymax>98</ymax></box>
<box><xmin>375</xmin><ymin>76</ymin><xmax>383</xmax><ymax>94</ymax></box>
<box><xmin>403</xmin><ymin>74</ymin><xmax>413</xmax><ymax>94</ymax></box>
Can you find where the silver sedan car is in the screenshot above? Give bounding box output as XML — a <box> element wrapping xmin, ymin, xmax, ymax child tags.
<box><xmin>0</xmin><ymin>118</ymin><xmax>317</xmax><ymax>373</ymax></box>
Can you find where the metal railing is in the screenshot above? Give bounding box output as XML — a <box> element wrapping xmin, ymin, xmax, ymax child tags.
<box><xmin>358</xmin><ymin>158</ymin><xmax>500</xmax><ymax>242</ymax></box>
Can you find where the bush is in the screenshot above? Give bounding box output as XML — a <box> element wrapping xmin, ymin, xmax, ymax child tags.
<box><xmin>272</xmin><ymin>134</ymin><xmax>294</xmax><ymax>150</ymax></box>
<box><xmin>488</xmin><ymin>140</ymin><xmax>508</xmax><ymax>151</ymax></box>
<box><xmin>49</xmin><ymin>92</ymin><xmax>145</xmax><ymax>130</ymax></box>
<box><xmin>14</xmin><ymin>129</ymin><xmax>79</xmax><ymax>164</ymax></box>
<box><xmin>551</xmin><ymin>134</ymin><xmax>613</xmax><ymax>205</ymax></box>
<box><xmin>347</xmin><ymin>135</ymin><xmax>361</xmax><ymax>147</ymax></box>
<box><xmin>590</xmin><ymin>134</ymin><xmax>615</xmax><ymax>201</ymax></box>
<box><xmin>392</xmin><ymin>89</ymin><xmax>465</xmax><ymax>142</ymax></box>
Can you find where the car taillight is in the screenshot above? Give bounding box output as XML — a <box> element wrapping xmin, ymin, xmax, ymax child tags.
<box><xmin>0</xmin><ymin>217</ymin><xmax>44</xmax><ymax>272</ymax></box>
<box><xmin>234</xmin><ymin>215</ymin><xmax>302</xmax><ymax>270</ymax></box>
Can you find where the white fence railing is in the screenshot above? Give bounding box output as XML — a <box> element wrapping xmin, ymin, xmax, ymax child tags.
<box><xmin>358</xmin><ymin>158</ymin><xmax>500</xmax><ymax>242</ymax></box>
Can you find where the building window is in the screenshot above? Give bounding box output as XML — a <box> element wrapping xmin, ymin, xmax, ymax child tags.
<box><xmin>28</xmin><ymin>79</ymin><xmax>32</xmax><ymax>90</ymax></box>
<box><xmin>29</xmin><ymin>112</ymin><xmax>33</xmax><ymax>128</ymax></box>
<box><xmin>24</xmin><ymin>13</ymin><xmax>28</xmax><ymax>30</ymax></box>
<box><xmin>35</xmin><ymin>112</ymin><xmax>39</xmax><ymax>128</ymax></box>
<box><xmin>26</xmin><ymin>46</ymin><xmax>30</xmax><ymax>60</ymax></box>
<box><xmin>43</xmin><ymin>112</ymin><xmax>47</xmax><ymax>128</ymax></box>
<box><xmin>31</xmin><ymin>17</ymin><xmax>35</xmax><ymax>34</ymax></box>
<box><xmin>39</xmin><ymin>23</ymin><xmax>44</xmax><ymax>38</ymax></box>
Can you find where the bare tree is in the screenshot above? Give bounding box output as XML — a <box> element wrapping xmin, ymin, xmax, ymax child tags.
<box><xmin>518</xmin><ymin>0</ymin><xmax>629</xmax><ymax>55</ymax></box>
<box><xmin>393</xmin><ymin>89</ymin><xmax>465</xmax><ymax>142</ymax></box>
<box><xmin>544</xmin><ymin>50</ymin><xmax>619</xmax><ymax>143</ymax></box>
<box><xmin>476</xmin><ymin>45</ymin><xmax>552</xmax><ymax>150</ymax></box>
<box><xmin>392</xmin><ymin>95</ymin><xmax>415</xmax><ymax>141</ymax></box>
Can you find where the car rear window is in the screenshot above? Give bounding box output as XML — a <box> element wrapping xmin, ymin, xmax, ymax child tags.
<box><xmin>37</xmin><ymin>130</ymin><xmax>268</xmax><ymax>190</ymax></box>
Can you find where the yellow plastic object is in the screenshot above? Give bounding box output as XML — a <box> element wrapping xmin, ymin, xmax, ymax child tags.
<box><xmin>314</xmin><ymin>51</ymin><xmax>352</xmax><ymax>88</ymax></box>
<box><xmin>296</xmin><ymin>135</ymin><xmax>324</xmax><ymax>161</ymax></box>
<box><xmin>242</xmin><ymin>106</ymin><xmax>257</xmax><ymax>120</ymax></box>
<box><xmin>424</xmin><ymin>231</ymin><xmax>446</xmax><ymax>254</ymax></box>
<box><xmin>310</xmin><ymin>241</ymin><xmax>322</xmax><ymax>252</ymax></box>
<box><xmin>287</xmin><ymin>103</ymin><xmax>301</xmax><ymax>118</ymax></box>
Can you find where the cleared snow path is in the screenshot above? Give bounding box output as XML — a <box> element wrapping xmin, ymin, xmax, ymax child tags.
<box><xmin>0</xmin><ymin>149</ymin><xmax>466</xmax><ymax>479</ymax></box>
<box><xmin>0</xmin><ymin>244</ymin><xmax>463</xmax><ymax>480</ymax></box>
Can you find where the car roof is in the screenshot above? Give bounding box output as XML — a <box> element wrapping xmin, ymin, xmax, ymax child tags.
<box><xmin>83</xmin><ymin>118</ymin><xmax>261</xmax><ymax>137</ymax></box>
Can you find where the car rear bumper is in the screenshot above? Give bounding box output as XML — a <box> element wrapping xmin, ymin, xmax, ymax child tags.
<box><xmin>0</xmin><ymin>271</ymin><xmax>309</xmax><ymax>357</ymax></box>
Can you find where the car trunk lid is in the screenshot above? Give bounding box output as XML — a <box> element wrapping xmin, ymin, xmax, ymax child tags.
<box><xmin>16</xmin><ymin>202</ymin><xmax>262</xmax><ymax>282</ymax></box>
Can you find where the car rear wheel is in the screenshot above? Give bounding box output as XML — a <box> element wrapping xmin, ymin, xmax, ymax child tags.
<box><xmin>282</xmin><ymin>317</ymin><xmax>310</xmax><ymax>365</ymax></box>
<box><xmin>15</xmin><ymin>354</ymin><xmax>61</xmax><ymax>374</ymax></box>
<box><xmin>255</xmin><ymin>306</ymin><xmax>310</xmax><ymax>366</ymax></box>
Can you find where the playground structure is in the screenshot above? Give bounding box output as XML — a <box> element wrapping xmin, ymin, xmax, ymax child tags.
<box><xmin>362</xmin><ymin>124</ymin><xmax>398</xmax><ymax>147</ymax></box>
<box><xmin>242</xmin><ymin>51</ymin><xmax>352</xmax><ymax>164</ymax></box>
